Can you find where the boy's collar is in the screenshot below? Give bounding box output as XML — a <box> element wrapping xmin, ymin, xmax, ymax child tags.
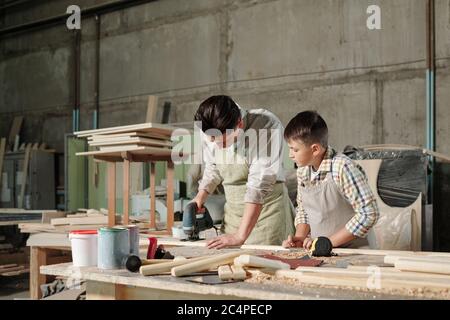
<box><xmin>313</xmin><ymin>146</ymin><xmax>336</xmax><ymax>173</ymax></box>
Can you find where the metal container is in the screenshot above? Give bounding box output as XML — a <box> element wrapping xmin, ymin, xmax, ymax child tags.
<box><xmin>124</xmin><ymin>224</ymin><xmax>140</xmax><ymax>256</ymax></box>
<box><xmin>97</xmin><ymin>227</ymin><xmax>129</xmax><ymax>270</ymax></box>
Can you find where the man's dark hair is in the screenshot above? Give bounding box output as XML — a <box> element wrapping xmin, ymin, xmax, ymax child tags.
<box><xmin>284</xmin><ymin>110</ymin><xmax>328</xmax><ymax>147</ymax></box>
<box><xmin>194</xmin><ymin>95</ymin><xmax>241</xmax><ymax>134</ymax></box>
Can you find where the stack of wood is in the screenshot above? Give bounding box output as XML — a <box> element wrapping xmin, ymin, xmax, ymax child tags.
<box><xmin>19</xmin><ymin>208</ymin><xmax>149</xmax><ymax>234</ymax></box>
<box><xmin>74</xmin><ymin>123</ymin><xmax>183</xmax><ymax>155</ymax></box>
<box><xmin>0</xmin><ymin>263</ymin><xmax>29</xmax><ymax>277</ymax></box>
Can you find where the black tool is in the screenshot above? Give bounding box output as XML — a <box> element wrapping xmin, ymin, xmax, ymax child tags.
<box><xmin>310</xmin><ymin>236</ymin><xmax>334</xmax><ymax>257</ymax></box>
<box><xmin>125</xmin><ymin>247</ymin><xmax>175</xmax><ymax>273</ymax></box>
<box><xmin>182</xmin><ymin>202</ymin><xmax>215</xmax><ymax>241</ymax></box>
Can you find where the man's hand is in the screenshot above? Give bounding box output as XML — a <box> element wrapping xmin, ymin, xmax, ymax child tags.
<box><xmin>207</xmin><ymin>234</ymin><xmax>245</xmax><ymax>249</ymax></box>
<box><xmin>282</xmin><ymin>235</ymin><xmax>304</xmax><ymax>248</ymax></box>
<box><xmin>192</xmin><ymin>190</ymin><xmax>209</xmax><ymax>213</ymax></box>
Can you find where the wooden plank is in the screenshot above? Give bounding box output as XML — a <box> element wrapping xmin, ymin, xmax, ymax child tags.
<box><xmin>90</xmin><ymin>137</ymin><xmax>173</xmax><ymax>148</ymax></box>
<box><xmin>18</xmin><ymin>145</ymin><xmax>32</xmax><ymax>208</ymax></box>
<box><xmin>1</xmin><ymin>268</ymin><xmax>30</xmax><ymax>277</ymax></box>
<box><xmin>146</xmin><ymin>95</ymin><xmax>159</xmax><ymax>123</ymax></box>
<box><xmin>0</xmin><ymin>137</ymin><xmax>6</xmax><ymax>190</ymax></box>
<box><xmin>234</xmin><ymin>255</ymin><xmax>290</xmax><ymax>270</ymax></box>
<box><xmin>0</xmin><ymin>265</ymin><xmax>25</xmax><ymax>274</ymax></box>
<box><xmin>171</xmin><ymin>251</ymin><xmax>252</xmax><ymax>277</ymax></box>
<box><xmin>107</xmin><ymin>162</ymin><xmax>116</xmax><ymax>227</ymax></box>
<box><xmin>150</xmin><ymin>162</ymin><xmax>156</xmax><ymax>229</ymax></box>
<box><xmin>41</xmin><ymin>211</ymin><xmax>67</xmax><ymax>224</ymax></box>
<box><xmin>50</xmin><ymin>216</ymin><xmax>108</xmax><ymax>226</ymax></box>
<box><xmin>0</xmin><ymin>264</ymin><xmax>18</xmax><ymax>270</ymax></box>
<box><xmin>273</xmin><ymin>269</ymin><xmax>450</xmax><ymax>291</ymax></box>
<box><xmin>395</xmin><ymin>258</ymin><xmax>450</xmax><ymax>275</ymax></box>
<box><xmin>123</xmin><ymin>158</ymin><xmax>130</xmax><ymax>225</ymax></box>
<box><xmin>30</xmin><ymin>247</ymin><xmax>47</xmax><ymax>300</ymax></box>
<box><xmin>333</xmin><ymin>248</ymin><xmax>450</xmax><ymax>257</ymax></box>
<box><xmin>74</xmin><ymin>122</ymin><xmax>180</xmax><ymax>138</ymax></box>
<box><xmin>8</xmin><ymin>116</ymin><xmax>23</xmax><ymax>147</ymax></box>
<box><xmin>384</xmin><ymin>255</ymin><xmax>450</xmax><ymax>265</ymax></box>
<box><xmin>76</xmin><ymin>146</ymin><xmax>173</xmax><ymax>157</ymax></box>
<box><xmin>166</xmin><ymin>160</ymin><xmax>174</xmax><ymax>234</ymax></box>
<box><xmin>89</xmin><ymin>131</ymin><xmax>170</xmax><ymax>141</ymax></box>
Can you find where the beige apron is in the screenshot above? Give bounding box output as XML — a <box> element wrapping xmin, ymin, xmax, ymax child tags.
<box><xmin>215</xmin><ymin>147</ymin><xmax>295</xmax><ymax>245</ymax></box>
<box><xmin>299</xmin><ymin>170</ymin><xmax>368</xmax><ymax>248</ymax></box>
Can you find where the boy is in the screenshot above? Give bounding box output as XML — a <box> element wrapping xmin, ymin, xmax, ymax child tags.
<box><xmin>282</xmin><ymin>111</ymin><xmax>379</xmax><ymax>251</ymax></box>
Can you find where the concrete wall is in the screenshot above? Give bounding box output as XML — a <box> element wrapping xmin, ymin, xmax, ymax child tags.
<box><xmin>1</xmin><ymin>0</ymin><xmax>449</xmax><ymax>154</ymax></box>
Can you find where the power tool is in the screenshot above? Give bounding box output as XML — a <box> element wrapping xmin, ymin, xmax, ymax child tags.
<box><xmin>182</xmin><ymin>202</ymin><xmax>215</xmax><ymax>241</ymax></box>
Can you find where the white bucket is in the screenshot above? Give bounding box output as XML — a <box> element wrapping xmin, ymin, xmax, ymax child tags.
<box><xmin>69</xmin><ymin>230</ymin><xmax>98</xmax><ymax>267</ymax></box>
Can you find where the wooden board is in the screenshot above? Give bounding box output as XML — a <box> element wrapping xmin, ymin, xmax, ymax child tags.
<box><xmin>74</xmin><ymin>122</ymin><xmax>181</xmax><ymax>138</ymax></box>
<box><xmin>18</xmin><ymin>145</ymin><xmax>31</xmax><ymax>208</ymax></box>
<box><xmin>146</xmin><ymin>95</ymin><xmax>159</xmax><ymax>123</ymax></box>
<box><xmin>50</xmin><ymin>216</ymin><xmax>108</xmax><ymax>226</ymax></box>
<box><xmin>7</xmin><ymin>116</ymin><xmax>23</xmax><ymax>147</ymax></box>
<box><xmin>76</xmin><ymin>146</ymin><xmax>173</xmax><ymax>157</ymax></box>
<box><xmin>0</xmin><ymin>137</ymin><xmax>6</xmax><ymax>190</ymax></box>
<box><xmin>90</xmin><ymin>137</ymin><xmax>173</xmax><ymax>148</ymax></box>
<box><xmin>89</xmin><ymin>131</ymin><xmax>170</xmax><ymax>141</ymax></box>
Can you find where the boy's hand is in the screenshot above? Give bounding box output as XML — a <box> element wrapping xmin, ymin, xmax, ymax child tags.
<box><xmin>282</xmin><ymin>235</ymin><xmax>304</xmax><ymax>248</ymax></box>
<box><xmin>303</xmin><ymin>237</ymin><xmax>314</xmax><ymax>250</ymax></box>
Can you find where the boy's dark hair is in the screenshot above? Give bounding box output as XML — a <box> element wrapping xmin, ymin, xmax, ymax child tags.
<box><xmin>194</xmin><ymin>95</ymin><xmax>241</xmax><ymax>134</ymax></box>
<box><xmin>284</xmin><ymin>110</ymin><xmax>328</xmax><ymax>147</ymax></box>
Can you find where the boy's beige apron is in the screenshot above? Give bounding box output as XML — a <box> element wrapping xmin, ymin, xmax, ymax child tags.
<box><xmin>215</xmin><ymin>148</ymin><xmax>295</xmax><ymax>245</ymax></box>
<box><xmin>299</xmin><ymin>171</ymin><xmax>368</xmax><ymax>248</ymax></box>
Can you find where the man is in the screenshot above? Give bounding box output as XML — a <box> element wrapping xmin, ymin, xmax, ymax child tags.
<box><xmin>192</xmin><ymin>95</ymin><xmax>295</xmax><ymax>249</ymax></box>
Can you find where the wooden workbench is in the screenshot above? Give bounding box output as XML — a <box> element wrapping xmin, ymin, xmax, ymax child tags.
<box><xmin>39</xmin><ymin>243</ymin><xmax>450</xmax><ymax>300</ymax></box>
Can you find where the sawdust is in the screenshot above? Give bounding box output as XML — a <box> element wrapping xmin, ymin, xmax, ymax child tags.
<box><xmin>245</xmin><ymin>272</ymin><xmax>450</xmax><ymax>299</ymax></box>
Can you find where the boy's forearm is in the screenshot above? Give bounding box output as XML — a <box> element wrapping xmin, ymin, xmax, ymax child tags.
<box><xmin>329</xmin><ymin>227</ymin><xmax>357</xmax><ymax>247</ymax></box>
<box><xmin>294</xmin><ymin>223</ymin><xmax>311</xmax><ymax>240</ymax></box>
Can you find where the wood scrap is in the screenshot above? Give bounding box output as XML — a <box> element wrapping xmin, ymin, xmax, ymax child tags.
<box><xmin>1</xmin><ymin>268</ymin><xmax>29</xmax><ymax>277</ymax></box>
<box><xmin>218</xmin><ymin>265</ymin><xmax>233</xmax><ymax>281</ymax></box>
<box><xmin>230</xmin><ymin>265</ymin><xmax>247</xmax><ymax>280</ymax></box>
<box><xmin>171</xmin><ymin>251</ymin><xmax>252</xmax><ymax>277</ymax></box>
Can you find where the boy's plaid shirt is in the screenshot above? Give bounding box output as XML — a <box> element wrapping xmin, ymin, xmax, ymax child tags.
<box><xmin>295</xmin><ymin>146</ymin><xmax>379</xmax><ymax>238</ymax></box>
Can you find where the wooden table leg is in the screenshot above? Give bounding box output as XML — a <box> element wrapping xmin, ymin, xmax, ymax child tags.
<box><xmin>30</xmin><ymin>246</ymin><xmax>48</xmax><ymax>300</ymax></box>
<box><xmin>149</xmin><ymin>162</ymin><xmax>156</xmax><ymax>229</ymax></box>
<box><xmin>123</xmin><ymin>158</ymin><xmax>130</xmax><ymax>225</ymax></box>
<box><xmin>166</xmin><ymin>160</ymin><xmax>174</xmax><ymax>234</ymax></box>
<box><xmin>107</xmin><ymin>162</ymin><xmax>116</xmax><ymax>227</ymax></box>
